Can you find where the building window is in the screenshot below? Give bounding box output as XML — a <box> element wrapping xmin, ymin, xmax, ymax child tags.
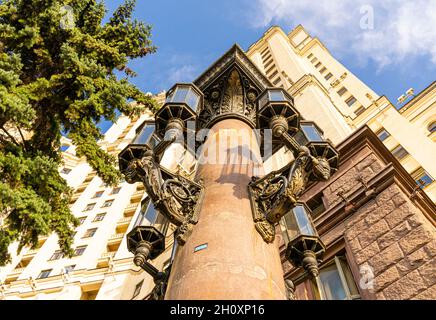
<box><xmin>376</xmin><ymin>129</ymin><xmax>390</xmax><ymax>141</ymax></box>
<box><xmin>260</xmin><ymin>46</ymin><xmax>269</xmax><ymax>56</ymax></box>
<box><xmin>345</xmin><ymin>96</ymin><xmax>357</xmax><ymax>107</ymax></box>
<box><xmin>412</xmin><ymin>168</ymin><xmax>434</xmax><ymax>188</ymax></box>
<box><xmin>307</xmin><ymin>53</ymin><xmax>314</xmax><ymax>59</ymax></box>
<box><xmin>294</xmin><ymin>255</ymin><xmax>360</xmax><ymax>300</ymax></box>
<box><xmin>262</xmin><ymin>53</ymin><xmax>272</xmax><ymax>62</ymax></box>
<box><xmin>428</xmin><ymin>122</ymin><xmax>436</xmax><ymax>133</ymax></box>
<box><xmin>73</xmin><ymin>246</ymin><xmax>87</xmax><ymax>256</ymax></box>
<box><xmin>37</xmin><ymin>269</ymin><xmax>52</xmax><ymax>279</ymax></box>
<box><xmin>273</xmin><ymin>77</ymin><xmax>282</xmax><ymax>85</ymax></box>
<box><xmin>101</xmin><ymin>199</ymin><xmax>114</xmax><ymax>208</ymax></box>
<box><xmin>83</xmin><ymin>203</ymin><xmax>96</xmax><ymax>211</ymax></box>
<box><xmin>64</xmin><ymin>265</ymin><xmax>76</xmax><ymax>274</ymax></box>
<box><xmin>337</xmin><ymin>87</ymin><xmax>347</xmax><ymax>96</ymax></box>
<box><xmin>111</xmin><ymin>187</ymin><xmax>121</xmax><ymax>195</ymax></box>
<box><xmin>269</xmin><ymin>70</ymin><xmax>278</xmax><ymax>79</ymax></box>
<box><xmin>82</xmin><ymin>228</ymin><xmax>97</xmax><ymax>238</ymax></box>
<box><xmin>324</xmin><ymin>73</ymin><xmax>333</xmax><ymax>80</ymax></box>
<box><xmin>78</xmin><ymin>216</ymin><xmax>87</xmax><ymax>225</ymax></box>
<box><xmin>265</xmin><ymin>64</ymin><xmax>276</xmax><ymax>75</ymax></box>
<box><xmin>315</xmin><ymin>62</ymin><xmax>322</xmax><ymax>68</ymax></box>
<box><xmin>49</xmin><ymin>250</ymin><xmax>64</xmax><ymax>261</ymax></box>
<box><xmin>391</xmin><ymin>145</ymin><xmax>409</xmax><ymax>160</ymax></box>
<box><xmin>311</xmin><ymin>57</ymin><xmax>318</xmax><ymax>64</ymax></box>
<box><xmin>307</xmin><ymin>193</ymin><xmax>325</xmax><ymax>218</ymax></box>
<box><xmin>132</xmin><ymin>280</ymin><xmax>144</xmax><ymax>299</ymax></box>
<box><xmin>92</xmin><ymin>191</ymin><xmax>104</xmax><ymax>198</ymax></box>
<box><xmin>319</xmin><ymin>67</ymin><xmax>327</xmax><ymax>74</ymax></box>
<box><xmin>61</xmin><ymin>168</ymin><xmax>72</xmax><ymax>174</ymax></box>
<box><xmin>93</xmin><ymin>213</ymin><xmax>106</xmax><ymax>222</ymax></box>
<box><xmin>263</xmin><ymin>58</ymin><xmax>274</xmax><ymax>69</ymax></box>
<box><xmin>354</xmin><ymin>106</ymin><xmax>366</xmax><ymax>116</ymax></box>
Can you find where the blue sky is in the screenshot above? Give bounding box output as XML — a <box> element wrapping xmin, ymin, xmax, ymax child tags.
<box><xmin>99</xmin><ymin>0</ymin><xmax>435</xmax><ymax>132</ymax></box>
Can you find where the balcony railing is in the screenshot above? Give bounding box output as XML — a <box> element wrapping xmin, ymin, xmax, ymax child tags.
<box><xmin>101</xmin><ymin>252</ymin><xmax>115</xmax><ymax>259</ymax></box>
<box><xmin>9</xmin><ymin>267</ymin><xmax>25</xmax><ymax>275</ymax></box>
<box><xmin>23</xmin><ymin>249</ymin><xmax>38</xmax><ymax>256</ymax></box>
<box><xmin>109</xmin><ymin>233</ymin><xmax>124</xmax><ymax>241</ymax></box>
<box><xmin>117</xmin><ymin>217</ymin><xmax>132</xmax><ymax>225</ymax></box>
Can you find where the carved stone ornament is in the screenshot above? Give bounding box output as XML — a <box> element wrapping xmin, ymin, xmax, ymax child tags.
<box><xmin>125</xmin><ymin>147</ymin><xmax>204</xmax><ymax>246</ymax></box>
<box><xmin>248</xmin><ymin>146</ymin><xmax>336</xmax><ymax>243</ymax></box>
<box><xmin>194</xmin><ymin>44</ymin><xmax>271</xmax><ymax>133</ymax></box>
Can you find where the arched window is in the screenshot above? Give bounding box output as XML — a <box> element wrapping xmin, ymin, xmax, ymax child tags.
<box><xmin>428</xmin><ymin>122</ymin><xmax>436</xmax><ymax>133</ymax></box>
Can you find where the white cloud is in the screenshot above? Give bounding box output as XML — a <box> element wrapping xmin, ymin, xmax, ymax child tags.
<box><xmin>168</xmin><ymin>64</ymin><xmax>198</xmax><ymax>84</ymax></box>
<box><xmin>246</xmin><ymin>0</ymin><xmax>436</xmax><ymax>69</ymax></box>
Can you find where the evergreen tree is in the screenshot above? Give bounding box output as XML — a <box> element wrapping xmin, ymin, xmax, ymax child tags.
<box><xmin>0</xmin><ymin>0</ymin><xmax>157</xmax><ymax>265</ymax></box>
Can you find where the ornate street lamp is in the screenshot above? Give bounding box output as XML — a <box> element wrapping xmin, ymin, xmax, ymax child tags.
<box><xmin>118</xmin><ymin>83</ymin><xmax>204</xmax><ymax>244</ymax></box>
<box><xmin>155</xmin><ymin>83</ymin><xmax>203</xmax><ymax>150</ymax></box>
<box><xmin>282</xmin><ymin>203</ymin><xmax>325</xmax><ymax>278</ymax></box>
<box><xmin>126</xmin><ymin>198</ymin><xmax>171</xmax><ymax>300</ymax></box>
<box><xmin>126</xmin><ymin>198</ymin><xmax>168</xmax><ymax>273</ymax></box>
<box><xmin>248</xmin><ymin>87</ymin><xmax>338</xmax><ymax>244</ymax></box>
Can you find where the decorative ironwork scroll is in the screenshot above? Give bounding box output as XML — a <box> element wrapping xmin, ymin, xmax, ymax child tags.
<box><xmin>248</xmin><ymin>146</ymin><xmax>336</xmax><ymax>243</ymax></box>
<box><xmin>125</xmin><ymin>146</ymin><xmax>204</xmax><ymax>246</ymax></box>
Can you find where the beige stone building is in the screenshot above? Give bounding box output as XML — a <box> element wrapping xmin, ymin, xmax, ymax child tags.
<box><xmin>0</xmin><ymin>25</ymin><xmax>434</xmax><ymax>300</ymax></box>
<box><xmin>247</xmin><ymin>25</ymin><xmax>436</xmax><ymax>202</ymax></box>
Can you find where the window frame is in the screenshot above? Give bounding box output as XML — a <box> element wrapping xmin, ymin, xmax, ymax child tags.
<box><xmin>337</xmin><ymin>87</ymin><xmax>347</xmax><ymax>96</ymax></box>
<box><xmin>345</xmin><ymin>96</ymin><xmax>357</xmax><ymax>107</ymax></box>
<box><xmin>324</xmin><ymin>73</ymin><xmax>333</xmax><ymax>80</ymax></box>
<box><xmin>83</xmin><ymin>203</ymin><xmax>96</xmax><ymax>211</ymax></box>
<box><xmin>92</xmin><ymin>191</ymin><xmax>104</xmax><ymax>198</ymax></box>
<box><xmin>101</xmin><ymin>199</ymin><xmax>114</xmax><ymax>208</ymax></box>
<box><xmin>78</xmin><ymin>216</ymin><xmax>87</xmax><ymax>225</ymax></box>
<box><xmin>49</xmin><ymin>250</ymin><xmax>64</xmax><ymax>261</ymax></box>
<box><xmin>93</xmin><ymin>213</ymin><xmax>106</xmax><ymax>222</ymax></box>
<box><xmin>391</xmin><ymin>144</ymin><xmax>409</xmax><ymax>160</ymax></box>
<box><xmin>73</xmin><ymin>245</ymin><xmax>87</xmax><ymax>257</ymax></box>
<box><xmin>111</xmin><ymin>187</ymin><xmax>121</xmax><ymax>195</ymax></box>
<box><xmin>376</xmin><ymin>129</ymin><xmax>391</xmax><ymax>141</ymax></box>
<box><xmin>64</xmin><ymin>265</ymin><xmax>76</xmax><ymax>274</ymax></box>
<box><xmin>61</xmin><ymin>168</ymin><xmax>72</xmax><ymax>174</ymax></box>
<box><xmin>37</xmin><ymin>269</ymin><xmax>52</xmax><ymax>279</ymax></box>
<box><xmin>411</xmin><ymin>167</ymin><xmax>434</xmax><ymax>189</ymax></box>
<box><xmin>82</xmin><ymin>228</ymin><xmax>97</xmax><ymax>238</ymax></box>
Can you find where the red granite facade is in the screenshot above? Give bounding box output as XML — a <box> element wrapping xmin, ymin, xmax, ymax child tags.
<box><xmin>280</xmin><ymin>126</ymin><xmax>436</xmax><ymax>300</ymax></box>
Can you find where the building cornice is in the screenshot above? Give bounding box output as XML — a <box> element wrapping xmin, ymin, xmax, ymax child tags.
<box><xmin>399</xmin><ymin>81</ymin><xmax>436</xmax><ymax>114</ymax></box>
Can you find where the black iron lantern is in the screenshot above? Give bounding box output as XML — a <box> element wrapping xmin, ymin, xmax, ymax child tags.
<box><xmin>293</xmin><ymin>121</ymin><xmax>325</xmax><ymax>146</ymax></box>
<box><xmin>131</xmin><ymin>121</ymin><xmax>159</xmax><ymax>147</ymax></box>
<box><xmin>155</xmin><ymin>83</ymin><xmax>203</xmax><ymax>146</ymax></box>
<box><xmin>282</xmin><ymin>202</ymin><xmax>325</xmax><ymax>278</ymax></box>
<box><xmin>257</xmin><ymin>88</ymin><xmax>300</xmax><ymax>155</ymax></box>
<box><xmin>165</xmin><ymin>83</ymin><xmax>203</xmax><ymax>113</ymax></box>
<box><xmin>118</xmin><ymin>120</ymin><xmax>161</xmax><ymax>183</ymax></box>
<box><xmin>126</xmin><ymin>198</ymin><xmax>168</xmax><ymax>277</ymax></box>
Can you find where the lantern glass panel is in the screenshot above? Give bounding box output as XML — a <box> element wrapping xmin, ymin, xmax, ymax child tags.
<box><xmin>172</xmin><ymin>86</ymin><xmax>189</xmax><ymax>103</ymax></box>
<box><xmin>133</xmin><ymin>122</ymin><xmax>155</xmax><ymax>145</ymax></box>
<box><xmin>166</xmin><ymin>85</ymin><xmax>200</xmax><ymax>112</ymax></box>
<box><xmin>268</xmin><ymin>90</ymin><xmax>286</xmax><ymax>102</ymax></box>
<box><xmin>301</xmin><ymin>124</ymin><xmax>323</xmax><ymax>142</ymax></box>
<box><xmin>282</xmin><ymin>204</ymin><xmax>316</xmax><ymax>241</ymax></box>
<box><xmin>185</xmin><ymin>88</ymin><xmax>200</xmax><ymax>112</ymax></box>
<box><xmin>134</xmin><ymin>198</ymin><xmax>168</xmax><ymax>234</ymax></box>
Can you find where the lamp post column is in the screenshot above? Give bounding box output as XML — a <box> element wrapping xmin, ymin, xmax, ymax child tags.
<box><xmin>165</xmin><ymin>118</ymin><xmax>287</xmax><ymax>300</ymax></box>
